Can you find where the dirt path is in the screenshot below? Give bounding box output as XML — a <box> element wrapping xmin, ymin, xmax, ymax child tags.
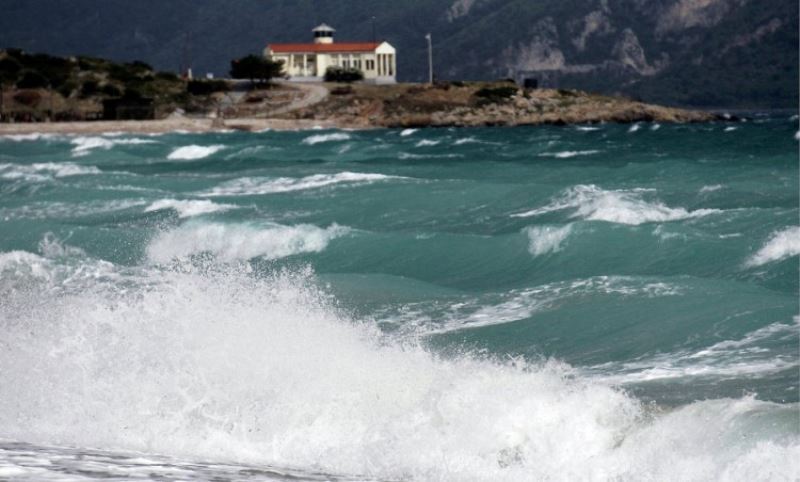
<box><xmin>268</xmin><ymin>82</ymin><xmax>329</xmax><ymax>116</ymax></box>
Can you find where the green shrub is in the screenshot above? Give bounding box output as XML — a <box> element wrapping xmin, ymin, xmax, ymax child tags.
<box><xmin>57</xmin><ymin>80</ymin><xmax>78</xmax><ymax>97</ymax></box>
<box><xmin>187</xmin><ymin>79</ymin><xmax>229</xmax><ymax>96</ymax></box>
<box><xmin>101</xmin><ymin>84</ymin><xmax>122</xmax><ymax>97</ymax></box>
<box><xmin>16</xmin><ymin>70</ymin><xmax>49</xmax><ymax>88</ymax></box>
<box><xmin>123</xmin><ymin>87</ymin><xmax>143</xmax><ymax>99</ymax></box>
<box><xmin>156</xmin><ymin>71</ymin><xmax>179</xmax><ymax>82</ymax></box>
<box><xmin>128</xmin><ymin>60</ymin><xmax>153</xmax><ymax>72</ymax></box>
<box><xmin>0</xmin><ymin>57</ymin><xmax>22</xmax><ymax>84</ymax></box>
<box><xmin>324</xmin><ymin>67</ymin><xmax>364</xmax><ymax>83</ymax></box>
<box><xmin>80</xmin><ymin>80</ymin><xmax>99</xmax><ymax>98</ymax></box>
<box><xmin>109</xmin><ymin>64</ymin><xmax>142</xmax><ymax>83</ymax></box>
<box><xmin>474</xmin><ymin>86</ymin><xmax>517</xmax><ymax>103</ymax></box>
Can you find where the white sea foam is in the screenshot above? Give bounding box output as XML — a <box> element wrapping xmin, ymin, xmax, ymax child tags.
<box><xmin>724</xmin><ymin>126</ymin><xmax>738</xmax><ymax>132</ymax></box>
<box><xmin>398</xmin><ymin>152</ymin><xmax>463</xmax><ymax>160</ymax></box>
<box><xmin>0</xmin><ymin>258</ymin><xmax>796</xmax><ymax>481</ymax></box>
<box><xmin>415</xmin><ymin>139</ymin><xmax>441</xmax><ymax>147</ymax></box>
<box><xmin>301</xmin><ymin>132</ymin><xmax>351</xmax><ymax>145</ymax></box>
<box><xmin>575</xmin><ymin>126</ymin><xmax>601</xmax><ymax>132</ymax></box>
<box><xmin>146</xmin><ymin>222</ymin><xmax>349</xmax><ymax>263</ymax></box>
<box><xmin>71</xmin><ymin>136</ymin><xmax>156</xmax><ymax>156</ymax></box>
<box><xmin>587</xmin><ymin>320</ymin><xmax>799</xmax><ymax>385</ymax></box>
<box><xmin>454</xmin><ymin>137</ymin><xmax>480</xmax><ymax>145</ymax></box>
<box><xmin>794</xmin><ymin>130</ymin><xmax>800</xmax><ymax>141</ymax></box>
<box><xmin>384</xmin><ymin>276</ymin><xmax>681</xmax><ymax>337</ymax></box>
<box><xmin>0</xmin><ymin>133</ymin><xmax>62</xmax><ymax>142</ymax></box>
<box><xmin>400</xmin><ymin>128</ymin><xmax>418</xmax><ymax>137</ymax></box>
<box><xmin>650</xmin><ymin>124</ymin><xmax>661</xmax><ymax>131</ymax></box>
<box><xmin>628</xmin><ymin>123</ymin><xmax>642</xmax><ymax>133</ymax></box>
<box><xmin>202</xmin><ymin>172</ymin><xmax>403</xmax><ymax>197</ymax></box>
<box><xmin>224</xmin><ymin>146</ymin><xmax>265</xmax><ymax>159</ymax></box>
<box><xmin>167</xmin><ymin>145</ymin><xmax>225</xmax><ymax>160</ymax></box>
<box><xmin>539</xmin><ymin>150</ymin><xmax>600</xmax><ymax>159</ymax></box>
<box><xmin>745</xmin><ymin>227</ymin><xmax>800</xmax><ymax>267</ymax></box>
<box><xmin>512</xmin><ymin>185</ymin><xmax>721</xmax><ymax>225</ymax></box>
<box><xmin>525</xmin><ymin>225</ymin><xmax>573</xmax><ymax>256</ymax></box>
<box><xmin>0</xmin><ymin>162</ymin><xmax>102</xmax><ymax>182</ymax></box>
<box><xmin>700</xmin><ymin>184</ymin><xmax>724</xmax><ymax>193</ymax></box>
<box><xmin>144</xmin><ymin>199</ymin><xmax>236</xmax><ymax>218</ymax></box>
<box><xmin>0</xmin><ymin>199</ymin><xmax>146</xmax><ymax>221</ymax></box>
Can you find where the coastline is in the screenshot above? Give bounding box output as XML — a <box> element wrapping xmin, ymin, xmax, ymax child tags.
<box><xmin>0</xmin><ymin>117</ymin><xmax>344</xmax><ymax>136</ymax></box>
<box><xmin>0</xmin><ymin>83</ymin><xmax>720</xmax><ymax>136</ymax></box>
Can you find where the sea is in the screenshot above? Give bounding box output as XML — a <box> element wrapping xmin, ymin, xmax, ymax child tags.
<box><xmin>0</xmin><ymin>117</ymin><xmax>798</xmax><ymax>481</ymax></box>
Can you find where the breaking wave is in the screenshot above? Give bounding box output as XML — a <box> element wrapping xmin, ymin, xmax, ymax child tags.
<box><xmin>71</xmin><ymin>136</ymin><xmax>157</xmax><ymax>156</ymax></box>
<box><xmin>301</xmin><ymin>132</ymin><xmax>351</xmax><ymax>145</ymax></box>
<box><xmin>144</xmin><ymin>199</ymin><xmax>236</xmax><ymax>218</ymax></box>
<box><xmin>539</xmin><ymin>150</ymin><xmax>601</xmax><ymax>159</ymax></box>
<box><xmin>746</xmin><ymin>227</ymin><xmax>800</xmax><ymax>267</ymax></box>
<box><xmin>512</xmin><ymin>185</ymin><xmax>721</xmax><ymax>225</ymax></box>
<box><xmin>0</xmin><ymin>133</ymin><xmax>62</xmax><ymax>142</ymax></box>
<box><xmin>201</xmin><ymin>172</ymin><xmax>405</xmax><ymax>197</ymax></box>
<box><xmin>0</xmin><ymin>162</ymin><xmax>102</xmax><ymax>182</ymax></box>
<box><xmin>0</xmin><ymin>251</ymin><xmax>796</xmax><ymax>481</ymax></box>
<box><xmin>525</xmin><ymin>224</ymin><xmax>573</xmax><ymax>256</ymax></box>
<box><xmin>146</xmin><ymin>222</ymin><xmax>349</xmax><ymax>263</ymax></box>
<box><xmin>167</xmin><ymin>145</ymin><xmax>225</xmax><ymax>160</ymax></box>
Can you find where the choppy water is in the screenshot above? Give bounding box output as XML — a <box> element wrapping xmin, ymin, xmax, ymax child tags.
<box><xmin>0</xmin><ymin>118</ymin><xmax>798</xmax><ymax>481</ymax></box>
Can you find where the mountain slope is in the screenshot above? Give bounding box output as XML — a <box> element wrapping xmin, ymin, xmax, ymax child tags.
<box><xmin>0</xmin><ymin>0</ymin><xmax>796</xmax><ymax>107</ymax></box>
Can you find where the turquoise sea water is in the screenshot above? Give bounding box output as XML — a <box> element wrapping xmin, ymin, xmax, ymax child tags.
<box><xmin>0</xmin><ymin>118</ymin><xmax>798</xmax><ymax>480</ymax></box>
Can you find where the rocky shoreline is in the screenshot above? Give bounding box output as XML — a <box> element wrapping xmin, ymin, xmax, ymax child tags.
<box><xmin>282</xmin><ymin>82</ymin><xmax>717</xmax><ymax>128</ymax></box>
<box><xmin>0</xmin><ymin>82</ymin><xmax>717</xmax><ymax>135</ymax></box>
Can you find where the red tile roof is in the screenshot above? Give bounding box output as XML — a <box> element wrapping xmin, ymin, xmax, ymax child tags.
<box><xmin>268</xmin><ymin>42</ymin><xmax>381</xmax><ymax>53</ymax></box>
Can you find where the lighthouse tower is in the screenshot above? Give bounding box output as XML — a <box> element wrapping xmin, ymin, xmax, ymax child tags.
<box><xmin>312</xmin><ymin>24</ymin><xmax>336</xmax><ymax>44</ymax></box>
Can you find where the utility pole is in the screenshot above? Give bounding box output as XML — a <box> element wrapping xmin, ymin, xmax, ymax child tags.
<box><xmin>425</xmin><ymin>33</ymin><xmax>433</xmax><ymax>85</ymax></box>
<box><xmin>371</xmin><ymin>16</ymin><xmax>376</xmax><ymax>43</ymax></box>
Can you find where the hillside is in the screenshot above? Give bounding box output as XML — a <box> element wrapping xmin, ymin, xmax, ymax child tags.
<box><xmin>0</xmin><ymin>0</ymin><xmax>796</xmax><ymax>108</ymax></box>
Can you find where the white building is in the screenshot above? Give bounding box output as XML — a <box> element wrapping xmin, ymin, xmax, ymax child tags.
<box><xmin>265</xmin><ymin>24</ymin><xmax>397</xmax><ymax>83</ymax></box>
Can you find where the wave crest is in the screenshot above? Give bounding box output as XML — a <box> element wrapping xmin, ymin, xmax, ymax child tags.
<box><xmin>526</xmin><ymin>224</ymin><xmax>573</xmax><ymax>256</ymax></box>
<box><xmin>146</xmin><ymin>222</ymin><xmax>349</xmax><ymax>263</ymax></box>
<box><xmin>167</xmin><ymin>145</ymin><xmax>225</xmax><ymax>160</ymax></box>
<box><xmin>202</xmin><ymin>172</ymin><xmax>404</xmax><ymax>196</ymax></box>
<box><xmin>746</xmin><ymin>227</ymin><xmax>800</xmax><ymax>267</ymax></box>
<box><xmin>144</xmin><ymin>199</ymin><xmax>235</xmax><ymax>218</ymax></box>
<box><xmin>301</xmin><ymin>132</ymin><xmax>351</xmax><ymax>145</ymax></box>
<box><xmin>513</xmin><ymin>185</ymin><xmax>720</xmax><ymax>225</ymax></box>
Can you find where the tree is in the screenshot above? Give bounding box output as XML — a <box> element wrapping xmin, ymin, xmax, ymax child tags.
<box><xmin>16</xmin><ymin>70</ymin><xmax>49</xmax><ymax>89</ymax></box>
<box><xmin>0</xmin><ymin>57</ymin><xmax>22</xmax><ymax>84</ymax></box>
<box><xmin>230</xmin><ymin>55</ymin><xmax>283</xmax><ymax>85</ymax></box>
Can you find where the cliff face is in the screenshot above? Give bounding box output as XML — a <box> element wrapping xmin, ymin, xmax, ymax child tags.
<box><xmin>0</xmin><ymin>0</ymin><xmax>796</xmax><ymax>108</ymax></box>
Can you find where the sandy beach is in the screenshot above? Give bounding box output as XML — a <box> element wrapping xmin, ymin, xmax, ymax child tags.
<box><xmin>0</xmin><ymin>117</ymin><xmax>344</xmax><ymax>135</ymax></box>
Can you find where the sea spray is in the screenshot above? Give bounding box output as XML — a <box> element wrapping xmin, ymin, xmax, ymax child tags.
<box><xmin>0</xmin><ymin>244</ymin><xmax>797</xmax><ymax>481</ymax></box>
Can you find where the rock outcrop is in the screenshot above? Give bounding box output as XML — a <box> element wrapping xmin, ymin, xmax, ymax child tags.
<box><xmin>284</xmin><ymin>82</ymin><xmax>716</xmax><ymax>129</ymax></box>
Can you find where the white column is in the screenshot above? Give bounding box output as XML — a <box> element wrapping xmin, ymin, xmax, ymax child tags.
<box><xmin>302</xmin><ymin>54</ymin><xmax>307</xmax><ymax>76</ymax></box>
